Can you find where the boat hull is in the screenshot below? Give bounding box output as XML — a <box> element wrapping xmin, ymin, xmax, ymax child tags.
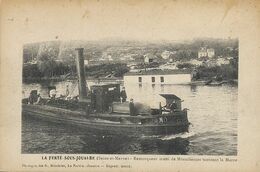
<box><xmin>22</xmin><ymin>104</ymin><xmax>189</xmax><ymax>136</ymax></box>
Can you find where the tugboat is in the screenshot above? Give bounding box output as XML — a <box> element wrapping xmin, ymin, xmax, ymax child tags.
<box><xmin>22</xmin><ymin>48</ymin><xmax>190</xmax><ymax>136</ymax></box>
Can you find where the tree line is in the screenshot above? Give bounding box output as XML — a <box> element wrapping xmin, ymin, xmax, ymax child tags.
<box><xmin>23</xmin><ymin>61</ymin><xmax>129</xmax><ymax>82</ymax></box>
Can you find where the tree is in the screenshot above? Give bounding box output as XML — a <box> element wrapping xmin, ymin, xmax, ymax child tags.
<box><xmin>37</xmin><ymin>53</ymin><xmax>58</xmax><ymax>77</ymax></box>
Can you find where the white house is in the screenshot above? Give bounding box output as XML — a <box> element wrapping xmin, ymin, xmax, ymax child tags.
<box><xmin>124</xmin><ymin>70</ymin><xmax>191</xmax><ymax>85</ymax></box>
<box><xmin>144</xmin><ymin>54</ymin><xmax>157</xmax><ymax>63</ymax></box>
<box><xmin>198</xmin><ymin>47</ymin><xmax>207</xmax><ymax>58</ymax></box>
<box><xmin>216</xmin><ymin>58</ymin><xmax>230</xmax><ymax>66</ymax></box>
<box><xmin>198</xmin><ymin>47</ymin><xmax>215</xmax><ymax>58</ymax></box>
<box><xmin>189</xmin><ymin>59</ymin><xmax>203</xmax><ymax>66</ymax></box>
<box><xmin>207</xmin><ymin>48</ymin><xmax>215</xmax><ymax>58</ymax></box>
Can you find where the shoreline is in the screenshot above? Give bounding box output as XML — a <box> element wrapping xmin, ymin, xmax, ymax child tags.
<box><xmin>23</xmin><ymin>77</ymin><xmax>237</xmax><ymax>86</ymax></box>
<box><xmin>22</xmin><ymin>76</ymin><xmax>124</xmax><ymax>84</ymax></box>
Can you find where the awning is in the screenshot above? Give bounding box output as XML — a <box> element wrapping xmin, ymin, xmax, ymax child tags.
<box><xmin>159</xmin><ymin>94</ymin><xmax>181</xmax><ymax>100</ymax></box>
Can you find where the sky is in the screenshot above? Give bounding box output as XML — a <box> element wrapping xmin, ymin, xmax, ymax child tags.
<box><xmin>1</xmin><ymin>0</ymin><xmax>258</xmax><ymax>44</ymax></box>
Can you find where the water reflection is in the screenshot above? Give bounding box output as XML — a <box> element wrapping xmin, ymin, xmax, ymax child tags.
<box><xmin>138</xmin><ymin>137</ymin><xmax>189</xmax><ymax>155</ymax></box>
<box><xmin>22</xmin><ymin>115</ymin><xmax>190</xmax><ymax>154</ymax></box>
<box><xmin>190</xmin><ymin>85</ymin><xmax>197</xmax><ymax>93</ymax></box>
<box><xmin>81</xmin><ymin>133</ymin><xmax>190</xmax><ymax>154</ymax></box>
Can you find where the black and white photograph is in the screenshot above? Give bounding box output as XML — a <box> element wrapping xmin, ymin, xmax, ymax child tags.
<box><xmin>22</xmin><ymin>38</ymin><xmax>238</xmax><ymax>155</ymax></box>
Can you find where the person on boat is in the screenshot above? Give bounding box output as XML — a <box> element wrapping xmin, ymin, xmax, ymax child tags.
<box><xmin>49</xmin><ymin>89</ymin><xmax>56</xmax><ymax>99</ymax></box>
<box><xmin>162</xmin><ymin>103</ymin><xmax>170</xmax><ymax>112</ymax></box>
<box><xmin>169</xmin><ymin>100</ymin><xmax>177</xmax><ymax>112</ymax></box>
<box><xmin>129</xmin><ymin>98</ymin><xmax>136</xmax><ymax>116</ymax></box>
<box><xmin>65</xmin><ymin>85</ymin><xmax>70</xmax><ymax>97</ymax></box>
<box><xmin>35</xmin><ymin>93</ymin><xmax>42</xmax><ymax>105</ymax></box>
<box><xmin>28</xmin><ymin>92</ymin><xmax>34</xmax><ymax>104</ymax></box>
<box><xmin>28</xmin><ymin>90</ymin><xmax>38</xmax><ymax>104</ymax></box>
<box><xmin>120</xmin><ymin>87</ymin><xmax>127</xmax><ymax>103</ymax></box>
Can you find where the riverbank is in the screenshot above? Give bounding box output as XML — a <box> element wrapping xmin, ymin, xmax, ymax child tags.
<box><xmin>23</xmin><ymin>76</ymin><xmax>124</xmax><ymax>84</ymax></box>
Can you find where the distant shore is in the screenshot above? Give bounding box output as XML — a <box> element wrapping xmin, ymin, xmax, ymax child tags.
<box><xmin>22</xmin><ymin>76</ymin><xmax>237</xmax><ymax>87</ymax></box>
<box><xmin>22</xmin><ymin>76</ymin><xmax>124</xmax><ymax>84</ymax></box>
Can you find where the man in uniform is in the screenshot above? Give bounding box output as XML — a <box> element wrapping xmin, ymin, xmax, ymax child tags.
<box><xmin>120</xmin><ymin>87</ymin><xmax>127</xmax><ymax>103</ymax></box>
<box><xmin>129</xmin><ymin>98</ymin><xmax>135</xmax><ymax>116</ymax></box>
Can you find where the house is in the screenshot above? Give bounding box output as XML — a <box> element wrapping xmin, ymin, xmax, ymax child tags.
<box><xmin>144</xmin><ymin>54</ymin><xmax>157</xmax><ymax>63</ymax></box>
<box><xmin>124</xmin><ymin>69</ymin><xmax>191</xmax><ymax>85</ymax></box>
<box><xmin>207</xmin><ymin>48</ymin><xmax>215</xmax><ymax>58</ymax></box>
<box><xmin>198</xmin><ymin>47</ymin><xmax>207</xmax><ymax>58</ymax></box>
<box><xmin>189</xmin><ymin>59</ymin><xmax>203</xmax><ymax>66</ymax></box>
<box><xmin>198</xmin><ymin>47</ymin><xmax>215</xmax><ymax>58</ymax></box>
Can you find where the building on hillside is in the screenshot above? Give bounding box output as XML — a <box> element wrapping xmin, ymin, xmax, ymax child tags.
<box><xmin>198</xmin><ymin>47</ymin><xmax>207</xmax><ymax>58</ymax></box>
<box><xmin>207</xmin><ymin>48</ymin><xmax>215</xmax><ymax>58</ymax></box>
<box><xmin>124</xmin><ymin>69</ymin><xmax>191</xmax><ymax>85</ymax></box>
<box><xmin>198</xmin><ymin>47</ymin><xmax>215</xmax><ymax>58</ymax></box>
<box><xmin>216</xmin><ymin>58</ymin><xmax>230</xmax><ymax>66</ymax></box>
<box><xmin>144</xmin><ymin>54</ymin><xmax>157</xmax><ymax>63</ymax></box>
<box><xmin>189</xmin><ymin>59</ymin><xmax>203</xmax><ymax>66</ymax></box>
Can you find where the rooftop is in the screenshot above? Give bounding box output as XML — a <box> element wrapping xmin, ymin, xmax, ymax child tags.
<box><xmin>160</xmin><ymin>94</ymin><xmax>181</xmax><ymax>100</ymax></box>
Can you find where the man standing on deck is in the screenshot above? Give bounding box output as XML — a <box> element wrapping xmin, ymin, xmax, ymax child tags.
<box><xmin>35</xmin><ymin>93</ymin><xmax>43</xmax><ymax>105</ymax></box>
<box><xmin>120</xmin><ymin>87</ymin><xmax>127</xmax><ymax>103</ymax></box>
<box><xmin>129</xmin><ymin>98</ymin><xmax>135</xmax><ymax>116</ymax></box>
<box><xmin>169</xmin><ymin>100</ymin><xmax>177</xmax><ymax>112</ymax></box>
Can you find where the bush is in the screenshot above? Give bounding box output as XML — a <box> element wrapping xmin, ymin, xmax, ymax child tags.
<box><xmin>196</xmin><ymin>62</ymin><xmax>238</xmax><ymax>80</ymax></box>
<box><xmin>177</xmin><ymin>63</ymin><xmax>194</xmax><ymax>69</ymax></box>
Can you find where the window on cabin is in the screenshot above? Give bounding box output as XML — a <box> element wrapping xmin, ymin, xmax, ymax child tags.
<box><xmin>138</xmin><ymin>77</ymin><xmax>142</xmax><ymax>83</ymax></box>
<box><xmin>160</xmin><ymin>76</ymin><xmax>164</xmax><ymax>83</ymax></box>
<box><xmin>151</xmin><ymin>77</ymin><xmax>155</xmax><ymax>83</ymax></box>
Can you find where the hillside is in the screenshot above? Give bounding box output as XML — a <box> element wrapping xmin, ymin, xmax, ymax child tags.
<box><xmin>23</xmin><ymin>38</ymin><xmax>238</xmax><ymax>64</ymax></box>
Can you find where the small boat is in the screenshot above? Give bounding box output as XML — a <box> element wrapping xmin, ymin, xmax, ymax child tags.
<box><xmin>206</xmin><ymin>81</ymin><xmax>228</xmax><ymax>86</ymax></box>
<box><xmin>22</xmin><ymin>48</ymin><xmax>190</xmax><ymax>136</ymax></box>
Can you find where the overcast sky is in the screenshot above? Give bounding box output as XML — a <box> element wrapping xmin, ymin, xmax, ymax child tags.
<box><xmin>1</xmin><ymin>0</ymin><xmax>257</xmax><ymax>44</ymax></box>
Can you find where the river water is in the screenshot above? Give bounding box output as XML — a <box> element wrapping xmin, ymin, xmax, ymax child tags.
<box><xmin>22</xmin><ymin>81</ymin><xmax>237</xmax><ymax>155</ymax></box>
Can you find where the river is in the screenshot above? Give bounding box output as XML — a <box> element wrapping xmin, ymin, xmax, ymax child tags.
<box><xmin>22</xmin><ymin>81</ymin><xmax>237</xmax><ymax>155</ymax></box>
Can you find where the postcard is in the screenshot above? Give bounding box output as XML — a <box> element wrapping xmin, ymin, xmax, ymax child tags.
<box><xmin>1</xmin><ymin>0</ymin><xmax>260</xmax><ymax>171</ymax></box>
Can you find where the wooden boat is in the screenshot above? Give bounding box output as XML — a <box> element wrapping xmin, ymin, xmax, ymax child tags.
<box><xmin>22</xmin><ymin>48</ymin><xmax>190</xmax><ymax>136</ymax></box>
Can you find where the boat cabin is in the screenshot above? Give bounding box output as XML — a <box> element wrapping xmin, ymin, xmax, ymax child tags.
<box><xmin>90</xmin><ymin>84</ymin><xmax>121</xmax><ymax>112</ymax></box>
<box><xmin>160</xmin><ymin>94</ymin><xmax>182</xmax><ymax>111</ymax></box>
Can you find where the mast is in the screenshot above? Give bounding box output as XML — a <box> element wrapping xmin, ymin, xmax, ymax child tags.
<box><xmin>75</xmin><ymin>48</ymin><xmax>88</xmax><ymax>102</ymax></box>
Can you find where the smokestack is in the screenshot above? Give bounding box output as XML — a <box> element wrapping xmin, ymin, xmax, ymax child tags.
<box><xmin>75</xmin><ymin>48</ymin><xmax>88</xmax><ymax>102</ymax></box>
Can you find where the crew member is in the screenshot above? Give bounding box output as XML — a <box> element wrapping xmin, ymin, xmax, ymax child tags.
<box><xmin>169</xmin><ymin>100</ymin><xmax>177</xmax><ymax>112</ymax></box>
<box><xmin>129</xmin><ymin>98</ymin><xmax>135</xmax><ymax>116</ymax></box>
<box><xmin>28</xmin><ymin>92</ymin><xmax>34</xmax><ymax>104</ymax></box>
<box><xmin>35</xmin><ymin>93</ymin><xmax>42</xmax><ymax>105</ymax></box>
<box><xmin>49</xmin><ymin>89</ymin><xmax>56</xmax><ymax>99</ymax></box>
<box><xmin>120</xmin><ymin>87</ymin><xmax>127</xmax><ymax>103</ymax></box>
<box><xmin>65</xmin><ymin>85</ymin><xmax>70</xmax><ymax>97</ymax></box>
